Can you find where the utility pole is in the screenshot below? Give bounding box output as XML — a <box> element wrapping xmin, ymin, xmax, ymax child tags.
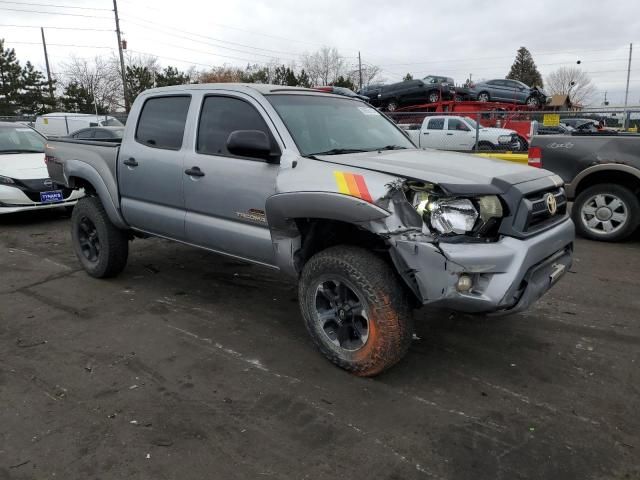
<box><xmin>623</xmin><ymin>43</ymin><xmax>633</xmax><ymax>129</ymax></box>
<box><xmin>113</xmin><ymin>0</ymin><xmax>129</xmax><ymax>112</ymax></box>
<box><xmin>358</xmin><ymin>51</ymin><xmax>363</xmax><ymax>91</ymax></box>
<box><xmin>40</xmin><ymin>27</ymin><xmax>55</xmax><ymax>103</ymax></box>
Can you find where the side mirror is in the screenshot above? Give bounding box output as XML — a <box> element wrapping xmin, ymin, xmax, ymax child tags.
<box><xmin>226</xmin><ymin>130</ymin><xmax>279</xmax><ymax>163</ymax></box>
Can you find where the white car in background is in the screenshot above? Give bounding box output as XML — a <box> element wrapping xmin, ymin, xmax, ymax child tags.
<box><xmin>34</xmin><ymin>112</ymin><xmax>124</xmax><ymax>137</ymax></box>
<box><xmin>404</xmin><ymin>115</ymin><xmax>521</xmax><ymax>151</ymax></box>
<box><xmin>0</xmin><ymin>122</ymin><xmax>84</xmax><ymax>214</ymax></box>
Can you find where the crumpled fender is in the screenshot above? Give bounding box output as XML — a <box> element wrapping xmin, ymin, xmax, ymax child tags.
<box><xmin>265</xmin><ymin>191</ymin><xmax>391</xmax><ymax>276</ymax></box>
<box><xmin>64</xmin><ymin>159</ymin><xmax>128</xmax><ymax>229</ymax></box>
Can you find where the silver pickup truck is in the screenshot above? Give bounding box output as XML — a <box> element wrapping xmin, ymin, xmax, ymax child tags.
<box><xmin>45</xmin><ymin>84</ymin><xmax>574</xmax><ymax>376</ymax></box>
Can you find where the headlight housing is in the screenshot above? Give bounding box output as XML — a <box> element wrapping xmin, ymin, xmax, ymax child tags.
<box><xmin>497</xmin><ymin>134</ymin><xmax>514</xmax><ymax>144</ymax></box>
<box><xmin>413</xmin><ymin>191</ymin><xmax>504</xmax><ymax>236</ymax></box>
<box><xmin>0</xmin><ymin>175</ymin><xmax>16</xmax><ymax>185</ymax></box>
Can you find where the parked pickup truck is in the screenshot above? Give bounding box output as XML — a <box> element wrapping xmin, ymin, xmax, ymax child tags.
<box><xmin>403</xmin><ymin>115</ymin><xmax>521</xmax><ymax>151</ymax></box>
<box><xmin>529</xmin><ymin>133</ymin><xmax>640</xmax><ymax>242</ymax></box>
<box><xmin>46</xmin><ymin>84</ymin><xmax>574</xmax><ymax>376</ymax></box>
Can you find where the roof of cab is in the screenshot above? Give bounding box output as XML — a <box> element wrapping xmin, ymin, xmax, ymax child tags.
<box><xmin>140</xmin><ymin>83</ymin><xmax>330</xmax><ymax>96</ymax></box>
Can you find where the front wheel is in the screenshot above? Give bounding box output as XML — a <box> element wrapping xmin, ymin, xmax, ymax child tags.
<box><xmin>572</xmin><ymin>184</ymin><xmax>640</xmax><ymax>242</ymax></box>
<box><xmin>385</xmin><ymin>99</ymin><xmax>399</xmax><ymax>112</ymax></box>
<box><xmin>526</xmin><ymin>95</ymin><xmax>540</xmax><ymax>107</ymax></box>
<box><xmin>428</xmin><ymin>90</ymin><xmax>440</xmax><ymax>103</ymax></box>
<box><xmin>71</xmin><ymin>196</ymin><xmax>129</xmax><ymax>277</ymax></box>
<box><xmin>299</xmin><ymin>246</ymin><xmax>413</xmax><ymax>376</ymax></box>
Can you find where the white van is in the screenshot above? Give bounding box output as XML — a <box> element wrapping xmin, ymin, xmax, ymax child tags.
<box><xmin>34</xmin><ymin>113</ymin><xmax>124</xmax><ymax>138</ymax></box>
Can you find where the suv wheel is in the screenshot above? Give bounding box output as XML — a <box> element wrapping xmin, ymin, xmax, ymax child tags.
<box><xmin>477</xmin><ymin>91</ymin><xmax>490</xmax><ymax>102</ymax></box>
<box><xmin>71</xmin><ymin>196</ymin><xmax>129</xmax><ymax>277</ymax></box>
<box><xmin>299</xmin><ymin>246</ymin><xmax>413</xmax><ymax>376</ymax></box>
<box><xmin>526</xmin><ymin>95</ymin><xmax>540</xmax><ymax>107</ymax></box>
<box><xmin>572</xmin><ymin>184</ymin><xmax>640</xmax><ymax>242</ymax></box>
<box><xmin>428</xmin><ymin>91</ymin><xmax>440</xmax><ymax>103</ymax></box>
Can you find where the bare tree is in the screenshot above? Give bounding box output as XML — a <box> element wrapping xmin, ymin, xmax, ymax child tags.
<box><xmin>302</xmin><ymin>47</ymin><xmax>345</xmax><ymax>86</ymax></box>
<box><xmin>56</xmin><ymin>55</ymin><xmax>123</xmax><ymax>111</ymax></box>
<box><xmin>545</xmin><ymin>67</ymin><xmax>597</xmax><ymax>106</ymax></box>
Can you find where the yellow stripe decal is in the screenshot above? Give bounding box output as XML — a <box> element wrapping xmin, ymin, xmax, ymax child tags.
<box><xmin>333</xmin><ymin>171</ymin><xmax>350</xmax><ymax>195</ymax></box>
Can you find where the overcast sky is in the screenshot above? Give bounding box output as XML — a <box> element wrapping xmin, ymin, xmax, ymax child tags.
<box><xmin>2</xmin><ymin>0</ymin><xmax>639</xmax><ymax>105</ymax></box>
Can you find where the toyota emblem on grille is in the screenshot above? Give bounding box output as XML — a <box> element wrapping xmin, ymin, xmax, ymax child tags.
<box><xmin>44</xmin><ymin>179</ymin><xmax>54</xmax><ymax>187</ymax></box>
<box><xmin>545</xmin><ymin>193</ymin><xmax>558</xmax><ymax>215</ymax></box>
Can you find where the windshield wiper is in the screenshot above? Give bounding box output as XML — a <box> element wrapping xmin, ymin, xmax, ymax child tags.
<box><xmin>376</xmin><ymin>145</ymin><xmax>408</xmax><ymax>151</ymax></box>
<box><xmin>308</xmin><ymin>148</ymin><xmax>370</xmax><ymax>156</ymax></box>
<box><xmin>0</xmin><ymin>149</ymin><xmax>43</xmax><ymax>154</ymax></box>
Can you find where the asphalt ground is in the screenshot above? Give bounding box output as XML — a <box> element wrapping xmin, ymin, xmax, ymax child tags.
<box><xmin>1</xmin><ymin>209</ymin><xmax>639</xmax><ymax>480</ymax></box>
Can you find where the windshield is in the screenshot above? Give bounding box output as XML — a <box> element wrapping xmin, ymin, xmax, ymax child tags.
<box><xmin>0</xmin><ymin>126</ymin><xmax>46</xmax><ymax>153</ymax></box>
<box><xmin>267</xmin><ymin>94</ymin><xmax>414</xmax><ymax>156</ymax></box>
<box><xmin>464</xmin><ymin>117</ymin><xmax>478</xmax><ymax>129</ymax></box>
<box><xmin>102</xmin><ymin>118</ymin><xmax>124</xmax><ymax>127</ymax></box>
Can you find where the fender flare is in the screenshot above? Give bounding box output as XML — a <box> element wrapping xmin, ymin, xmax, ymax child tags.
<box><xmin>64</xmin><ymin>160</ymin><xmax>128</xmax><ymax>229</ymax></box>
<box><xmin>565</xmin><ymin>164</ymin><xmax>640</xmax><ymax>198</ymax></box>
<box><xmin>265</xmin><ymin>191</ymin><xmax>390</xmax><ymax>276</ymax></box>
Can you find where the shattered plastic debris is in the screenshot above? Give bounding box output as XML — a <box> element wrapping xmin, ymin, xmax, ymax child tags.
<box><xmin>145</xmin><ymin>453</ymin><xmax>151</xmax><ymax>459</ymax></box>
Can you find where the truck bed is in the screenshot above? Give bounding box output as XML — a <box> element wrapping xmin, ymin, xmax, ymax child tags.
<box><xmin>45</xmin><ymin>138</ymin><xmax>121</xmax><ymax>208</ymax></box>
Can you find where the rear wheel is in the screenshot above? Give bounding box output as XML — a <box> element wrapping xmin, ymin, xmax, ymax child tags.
<box><xmin>477</xmin><ymin>91</ymin><xmax>490</xmax><ymax>102</ymax></box>
<box><xmin>299</xmin><ymin>246</ymin><xmax>413</xmax><ymax>376</ymax></box>
<box><xmin>572</xmin><ymin>184</ymin><xmax>640</xmax><ymax>242</ymax></box>
<box><xmin>71</xmin><ymin>196</ymin><xmax>129</xmax><ymax>277</ymax></box>
<box><xmin>385</xmin><ymin>99</ymin><xmax>399</xmax><ymax>112</ymax></box>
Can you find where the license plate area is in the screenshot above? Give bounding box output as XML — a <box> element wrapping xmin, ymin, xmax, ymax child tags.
<box><xmin>40</xmin><ymin>190</ymin><xmax>64</xmax><ymax>203</ymax></box>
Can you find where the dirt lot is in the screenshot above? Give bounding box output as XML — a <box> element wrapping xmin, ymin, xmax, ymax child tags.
<box><xmin>1</xmin><ymin>209</ymin><xmax>639</xmax><ymax>480</ymax></box>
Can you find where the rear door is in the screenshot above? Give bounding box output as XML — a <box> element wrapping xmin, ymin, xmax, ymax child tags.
<box><xmin>182</xmin><ymin>93</ymin><xmax>280</xmax><ymax>266</ymax></box>
<box><xmin>445</xmin><ymin>118</ymin><xmax>475</xmax><ymax>150</ymax></box>
<box><xmin>419</xmin><ymin>117</ymin><xmax>446</xmax><ymax>149</ymax></box>
<box><xmin>118</xmin><ymin>95</ymin><xmax>191</xmax><ymax>240</ymax></box>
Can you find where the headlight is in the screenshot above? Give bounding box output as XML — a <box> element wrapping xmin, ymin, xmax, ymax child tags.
<box><xmin>413</xmin><ymin>193</ymin><xmax>503</xmax><ymax>235</ymax></box>
<box><xmin>497</xmin><ymin>135</ymin><xmax>513</xmax><ymax>144</ymax></box>
<box><xmin>0</xmin><ymin>175</ymin><xmax>15</xmax><ymax>185</ymax></box>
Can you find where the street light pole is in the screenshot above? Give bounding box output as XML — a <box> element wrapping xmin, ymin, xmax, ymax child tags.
<box><xmin>113</xmin><ymin>0</ymin><xmax>129</xmax><ymax>112</ymax></box>
<box><xmin>623</xmin><ymin>43</ymin><xmax>633</xmax><ymax>129</ymax></box>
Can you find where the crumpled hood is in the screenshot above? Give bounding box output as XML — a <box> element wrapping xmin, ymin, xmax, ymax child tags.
<box><xmin>317</xmin><ymin>148</ymin><xmax>553</xmax><ymax>194</ymax></box>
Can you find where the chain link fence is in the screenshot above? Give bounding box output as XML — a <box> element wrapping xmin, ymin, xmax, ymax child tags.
<box><xmin>388</xmin><ymin>107</ymin><xmax>640</xmax><ymax>153</ymax></box>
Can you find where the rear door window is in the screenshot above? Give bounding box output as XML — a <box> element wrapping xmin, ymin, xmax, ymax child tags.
<box><xmin>427</xmin><ymin>118</ymin><xmax>445</xmax><ymax>130</ymax></box>
<box><xmin>135</xmin><ymin>96</ymin><xmax>191</xmax><ymax>150</ymax></box>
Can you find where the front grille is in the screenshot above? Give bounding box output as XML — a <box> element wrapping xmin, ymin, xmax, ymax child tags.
<box><xmin>13</xmin><ymin>178</ymin><xmax>73</xmax><ymax>203</ymax></box>
<box><xmin>524</xmin><ymin>188</ymin><xmax>568</xmax><ymax>232</ymax></box>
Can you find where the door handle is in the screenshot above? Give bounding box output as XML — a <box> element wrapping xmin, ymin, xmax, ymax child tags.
<box><xmin>185</xmin><ymin>166</ymin><xmax>205</xmax><ymax>177</ymax></box>
<box><xmin>123</xmin><ymin>157</ymin><xmax>138</xmax><ymax>167</ymax></box>
<box><xmin>446</xmin><ymin>133</ymin><xmax>454</xmax><ymax>135</ymax></box>
<box><xmin>423</xmin><ymin>132</ymin><xmax>429</xmax><ymax>135</ymax></box>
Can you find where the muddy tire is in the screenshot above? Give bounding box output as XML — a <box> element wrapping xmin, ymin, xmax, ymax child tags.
<box><xmin>71</xmin><ymin>196</ymin><xmax>129</xmax><ymax>278</ymax></box>
<box><xmin>299</xmin><ymin>246</ymin><xmax>413</xmax><ymax>376</ymax></box>
<box><xmin>385</xmin><ymin>99</ymin><xmax>399</xmax><ymax>112</ymax></box>
<box><xmin>572</xmin><ymin>184</ymin><xmax>640</xmax><ymax>242</ymax></box>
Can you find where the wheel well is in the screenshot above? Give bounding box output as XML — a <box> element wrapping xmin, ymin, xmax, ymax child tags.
<box><xmin>574</xmin><ymin>170</ymin><xmax>640</xmax><ymax>198</ymax></box>
<box><xmin>293</xmin><ymin>219</ymin><xmax>389</xmax><ymax>270</ymax></box>
<box><xmin>69</xmin><ymin>176</ymin><xmax>97</xmax><ymax>195</ymax></box>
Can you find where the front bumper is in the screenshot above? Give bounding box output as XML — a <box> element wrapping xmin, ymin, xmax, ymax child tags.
<box><xmin>0</xmin><ymin>184</ymin><xmax>84</xmax><ymax>214</ymax></box>
<box><xmin>392</xmin><ymin>218</ymin><xmax>575</xmax><ymax>314</ymax></box>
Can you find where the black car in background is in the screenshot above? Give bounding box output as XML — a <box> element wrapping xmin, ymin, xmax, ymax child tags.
<box><xmin>314</xmin><ymin>86</ymin><xmax>370</xmax><ymax>102</ymax></box>
<box><xmin>370</xmin><ymin>76</ymin><xmax>457</xmax><ymax>111</ymax></box>
<box><xmin>67</xmin><ymin>126</ymin><xmax>124</xmax><ymax>141</ymax></box>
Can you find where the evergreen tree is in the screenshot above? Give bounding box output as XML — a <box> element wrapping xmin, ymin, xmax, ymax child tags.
<box><xmin>59</xmin><ymin>82</ymin><xmax>99</xmax><ymax>113</ymax></box>
<box><xmin>155</xmin><ymin>66</ymin><xmax>190</xmax><ymax>87</ymax></box>
<box><xmin>403</xmin><ymin>73</ymin><xmax>413</xmax><ymax>81</ymax></box>
<box><xmin>126</xmin><ymin>64</ymin><xmax>154</xmax><ymax>105</ymax></box>
<box><xmin>296</xmin><ymin>69</ymin><xmax>311</xmax><ymax>88</ymax></box>
<box><xmin>507</xmin><ymin>47</ymin><xmax>543</xmax><ymax>87</ymax></box>
<box><xmin>332</xmin><ymin>75</ymin><xmax>356</xmax><ymax>90</ymax></box>
<box><xmin>0</xmin><ymin>39</ymin><xmax>24</xmax><ymax>116</ymax></box>
<box><xmin>20</xmin><ymin>61</ymin><xmax>55</xmax><ymax>114</ymax></box>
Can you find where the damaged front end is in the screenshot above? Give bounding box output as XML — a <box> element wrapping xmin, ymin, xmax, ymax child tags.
<box><xmin>365</xmin><ymin>178</ymin><xmax>574</xmax><ymax>314</ymax></box>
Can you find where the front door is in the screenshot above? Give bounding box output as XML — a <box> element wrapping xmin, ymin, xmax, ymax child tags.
<box><xmin>445</xmin><ymin>118</ymin><xmax>475</xmax><ymax>150</ymax></box>
<box><xmin>118</xmin><ymin>95</ymin><xmax>191</xmax><ymax>240</ymax></box>
<box><xmin>182</xmin><ymin>94</ymin><xmax>280</xmax><ymax>266</ymax></box>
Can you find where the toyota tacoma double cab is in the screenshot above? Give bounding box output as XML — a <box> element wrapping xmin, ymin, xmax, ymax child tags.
<box><xmin>45</xmin><ymin>84</ymin><xmax>574</xmax><ymax>376</ymax></box>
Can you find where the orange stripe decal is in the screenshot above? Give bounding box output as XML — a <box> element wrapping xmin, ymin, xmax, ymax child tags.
<box><xmin>344</xmin><ymin>173</ymin><xmax>362</xmax><ymax>198</ymax></box>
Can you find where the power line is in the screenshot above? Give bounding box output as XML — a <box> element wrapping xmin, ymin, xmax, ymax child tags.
<box><xmin>121</xmin><ymin>17</ymin><xmax>303</xmax><ymax>58</ymax></box>
<box><xmin>0</xmin><ymin>6</ymin><xmax>112</xmax><ymax>19</ymax></box>
<box><xmin>5</xmin><ymin>40</ymin><xmax>115</xmax><ymax>49</ymax></box>
<box><xmin>0</xmin><ymin>0</ymin><xmax>111</xmax><ymax>10</ymax></box>
<box><xmin>0</xmin><ymin>23</ymin><xmax>113</xmax><ymax>31</ymax></box>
